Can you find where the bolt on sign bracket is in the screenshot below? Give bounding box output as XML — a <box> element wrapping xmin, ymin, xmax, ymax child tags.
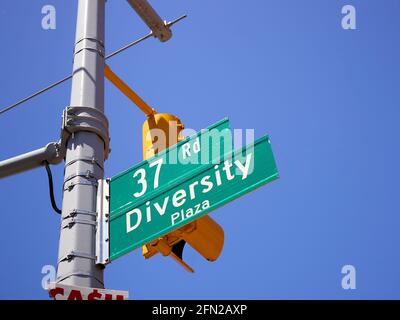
<box><xmin>96</xmin><ymin>179</ymin><xmax>110</xmax><ymax>265</ymax></box>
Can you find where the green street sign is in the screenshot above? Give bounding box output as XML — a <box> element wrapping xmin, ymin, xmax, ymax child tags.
<box><xmin>108</xmin><ymin>131</ymin><xmax>279</xmax><ymax>261</ymax></box>
<box><xmin>109</xmin><ymin>118</ymin><xmax>232</xmax><ymax>216</ymax></box>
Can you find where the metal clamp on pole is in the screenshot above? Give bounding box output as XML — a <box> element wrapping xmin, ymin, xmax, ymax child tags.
<box><xmin>63</xmin><ymin>176</ymin><xmax>98</xmax><ymax>192</ymax></box>
<box><xmin>96</xmin><ymin>179</ymin><xmax>110</xmax><ymax>266</ymax></box>
<box><xmin>74</xmin><ymin>37</ymin><xmax>105</xmax><ymax>57</ymax></box>
<box><xmin>56</xmin><ymin>271</ymin><xmax>104</xmax><ymax>287</ymax></box>
<box><xmin>65</xmin><ymin>157</ymin><xmax>104</xmax><ymax>171</ymax></box>
<box><xmin>61</xmin><ymin>217</ymin><xmax>97</xmax><ymax>230</ymax></box>
<box><xmin>64</xmin><ymin>170</ymin><xmax>96</xmax><ymax>184</ymax></box>
<box><xmin>61</xmin><ymin>106</ymin><xmax>110</xmax><ymax>159</ymax></box>
<box><xmin>58</xmin><ymin>251</ymin><xmax>97</xmax><ymax>263</ymax></box>
<box><xmin>65</xmin><ymin>209</ymin><xmax>97</xmax><ymax>219</ymax></box>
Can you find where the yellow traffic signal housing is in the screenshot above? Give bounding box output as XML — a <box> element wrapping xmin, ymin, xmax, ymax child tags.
<box><xmin>181</xmin><ymin>215</ymin><xmax>224</xmax><ymax>262</ymax></box>
<box><xmin>142</xmin><ymin>113</ymin><xmax>185</xmax><ymax>158</ymax></box>
<box><xmin>142</xmin><ymin>113</ymin><xmax>224</xmax><ymax>272</ymax></box>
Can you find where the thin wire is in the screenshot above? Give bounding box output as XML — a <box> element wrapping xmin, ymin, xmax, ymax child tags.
<box><xmin>0</xmin><ymin>76</ymin><xmax>73</xmax><ymax>115</ymax></box>
<box><xmin>105</xmin><ymin>14</ymin><xmax>187</xmax><ymax>59</ymax></box>
<box><xmin>44</xmin><ymin>161</ymin><xmax>62</xmax><ymax>214</ymax></box>
<box><xmin>105</xmin><ymin>32</ymin><xmax>153</xmax><ymax>60</ymax></box>
<box><xmin>0</xmin><ymin>14</ymin><xmax>187</xmax><ymax>116</ymax></box>
<box><xmin>0</xmin><ymin>32</ymin><xmax>154</xmax><ymax>115</ymax></box>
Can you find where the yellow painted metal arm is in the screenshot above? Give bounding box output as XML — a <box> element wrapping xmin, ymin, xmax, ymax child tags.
<box><xmin>170</xmin><ymin>252</ymin><xmax>195</xmax><ymax>273</ymax></box>
<box><xmin>104</xmin><ymin>64</ymin><xmax>156</xmax><ymax>116</ymax></box>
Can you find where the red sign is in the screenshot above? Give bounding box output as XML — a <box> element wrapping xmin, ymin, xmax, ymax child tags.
<box><xmin>47</xmin><ymin>283</ymin><xmax>129</xmax><ymax>300</ymax></box>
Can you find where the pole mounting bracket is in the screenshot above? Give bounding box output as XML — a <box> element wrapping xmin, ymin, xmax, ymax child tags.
<box><xmin>61</xmin><ymin>217</ymin><xmax>97</xmax><ymax>229</ymax></box>
<box><xmin>56</xmin><ymin>271</ymin><xmax>104</xmax><ymax>287</ymax></box>
<box><xmin>96</xmin><ymin>179</ymin><xmax>110</xmax><ymax>266</ymax></box>
<box><xmin>61</xmin><ymin>106</ymin><xmax>110</xmax><ymax>159</ymax></box>
<box><xmin>65</xmin><ymin>209</ymin><xmax>97</xmax><ymax>219</ymax></box>
<box><xmin>58</xmin><ymin>251</ymin><xmax>96</xmax><ymax>263</ymax></box>
<box><xmin>65</xmin><ymin>156</ymin><xmax>104</xmax><ymax>171</ymax></box>
<box><xmin>74</xmin><ymin>37</ymin><xmax>105</xmax><ymax>58</ymax></box>
<box><xmin>63</xmin><ymin>176</ymin><xmax>98</xmax><ymax>192</ymax></box>
<box><xmin>64</xmin><ymin>170</ymin><xmax>96</xmax><ymax>184</ymax></box>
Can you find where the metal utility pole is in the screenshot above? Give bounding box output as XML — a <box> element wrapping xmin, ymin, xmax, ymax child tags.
<box><xmin>56</xmin><ymin>0</ymin><xmax>108</xmax><ymax>288</ymax></box>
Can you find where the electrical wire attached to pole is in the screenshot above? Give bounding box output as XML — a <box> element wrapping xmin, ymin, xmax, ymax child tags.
<box><xmin>44</xmin><ymin>161</ymin><xmax>62</xmax><ymax>214</ymax></box>
<box><xmin>0</xmin><ymin>14</ymin><xmax>187</xmax><ymax>116</ymax></box>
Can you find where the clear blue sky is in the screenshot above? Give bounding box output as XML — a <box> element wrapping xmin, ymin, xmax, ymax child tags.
<box><xmin>1</xmin><ymin>0</ymin><xmax>400</xmax><ymax>299</ymax></box>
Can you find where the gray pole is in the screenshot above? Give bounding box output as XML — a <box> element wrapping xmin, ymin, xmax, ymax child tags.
<box><xmin>56</xmin><ymin>0</ymin><xmax>107</xmax><ymax>288</ymax></box>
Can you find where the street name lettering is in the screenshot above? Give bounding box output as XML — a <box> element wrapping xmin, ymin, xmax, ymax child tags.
<box><xmin>126</xmin><ymin>153</ymin><xmax>253</xmax><ymax>232</ymax></box>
